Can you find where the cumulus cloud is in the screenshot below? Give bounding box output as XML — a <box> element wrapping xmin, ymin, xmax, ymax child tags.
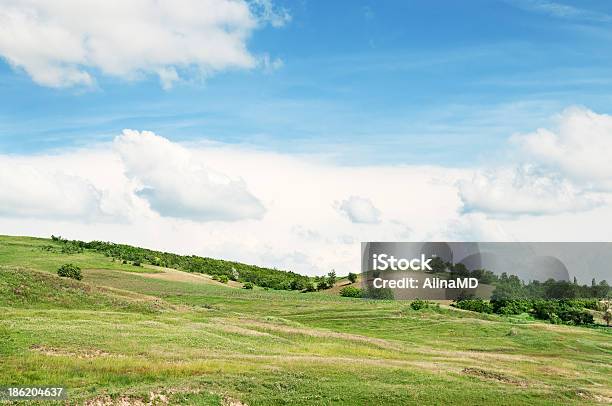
<box><xmin>114</xmin><ymin>129</ymin><xmax>266</xmax><ymax>222</ymax></box>
<box><xmin>337</xmin><ymin>196</ymin><xmax>382</xmax><ymax>224</ymax></box>
<box><xmin>0</xmin><ymin>159</ymin><xmax>102</xmax><ymax>220</ymax></box>
<box><xmin>5</xmin><ymin>114</ymin><xmax>612</xmax><ymax>275</ymax></box>
<box><xmin>0</xmin><ymin>0</ymin><xmax>288</xmax><ymax>88</ymax></box>
<box><xmin>511</xmin><ymin>107</ymin><xmax>612</xmax><ymax>189</ymax></box>
<box><xmin>458</xmin><ymin>165</ymin><xmax>602</xmax><ymax>217</ymax></box>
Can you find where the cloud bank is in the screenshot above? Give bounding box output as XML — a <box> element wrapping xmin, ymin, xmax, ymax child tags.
<box><xmin>1</xmin><ymin>107</ymin><xmax>612</xmax><ymax>274</ymax></box>
<box><xmin>0</xmin><ymin>0</ymin><xmax>288</xmax><ymax>88</ymax></box>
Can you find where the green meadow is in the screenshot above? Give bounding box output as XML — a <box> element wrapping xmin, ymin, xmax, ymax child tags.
<box><xmin>0</xmin><ymin>235</ymin><xmax>610</xmax><ymax>405</ymax></box>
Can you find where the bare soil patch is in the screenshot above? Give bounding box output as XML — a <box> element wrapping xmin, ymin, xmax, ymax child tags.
<box><xmin>462</xmin><ymin>367</ymin><xmax>527</xmax><ymax>386</ymax></box>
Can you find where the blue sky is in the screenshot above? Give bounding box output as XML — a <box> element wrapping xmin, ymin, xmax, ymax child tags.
<box><xmin>2</xmin><ymin>0</ymin><xmax>612</xmax><ymax>165</ymax></box>
<box><xmin>2</xmin><ymin>0</ymin><xmax>612</xmax><ymax>274</ymax></box>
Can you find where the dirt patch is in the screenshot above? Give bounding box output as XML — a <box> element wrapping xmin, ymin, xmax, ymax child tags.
<box><xmin>130</xmin><ymin>267</ymin><xmax>242</xmax><ymax>288</ymax></box>
<box><xmin>429</xmin><ymin>348</ymin><xmax>535</xmax><ymax>363</ymax></box>
<box><xmin>223</xmin><ymin>397</ymin><xmax>248</xmax><ymax>406</ymax></box>
<box><xmin>30</xmin><ymin>344</ymin><xmax>119</xmax><ymax>359</ymax></box>
<box><xmin>462</xmin><ymin>367</ymin><xmax>527</xmax><ymax>386</ymax></box>
<box><xmin>84</xmin><ymin>392</ymin><xmax>169</xmax><ymax>406</ymax></box>
<box><xmin>213</xmin><ymin>323</ymin><xmax>276</xmax><ymax>337</ymax></box>
<box><xmin>576</xmin><ymin>389</ymin><xmax>612</xmax><ymax>404</ymax></box>
<box><xmin>239</xmin><ymin>319</ymin><xmax>405</xmax><ymax>352</ymax></box>
<box><xmin>85</xmin><ymin>389</ymin><xmax>243</xmax><ymax>406</ymax></box>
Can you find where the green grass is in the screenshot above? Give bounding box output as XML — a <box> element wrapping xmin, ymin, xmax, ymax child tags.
<box><xmin>0</xmin><ymin>235</ymin><xmax>610</xmax><ymax>405</ymax></box>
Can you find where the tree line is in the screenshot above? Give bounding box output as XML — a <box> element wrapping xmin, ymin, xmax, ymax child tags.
<box><xmin>51</xmin><ymin>235</ymin><xmax>311</xmax><ymax>291</ymax></box>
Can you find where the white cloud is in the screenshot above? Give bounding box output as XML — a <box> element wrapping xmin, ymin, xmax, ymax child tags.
<box><xmin>337</xmin><ymin>196</ymin><xmax>382</xmax><ymax>224</ymax></box>
<box><xmin>250</xmin><ymin>0</ymin><xmax>291</xmax><ymax>27</ymax></box>
<box><xmin>0</xmin><ymin>158</ymin><xmax>102</xmax><ymax>220</ymax></box>
<box><xmin>3</xmin><ymin>115</ymin><xmax>612</xmax><ymax>275</ymax></box>
<box><xmin>0</xmin><ymin>0</ymin><xmax>288</xmax><ymax>88</ymax></box>
<box><xmin>512</xmin><ymin>107</ymin><xmax>612</xmax><ymax>189</ymax></box>
<box><xmin>458</xmin><ymin>165</ymin><xmax>602</xmax><ymax>217</ymax></box>
<box><xmin>259</xmin><ymin>53</ymin><xmax>284</xmax><ymax>73</ymax></box>
<box><xmin>0</xmin><ymin>137</ymin><xmax>468</xmax><ymax>274</ymax></box>
<box><xmin>114</xmin><ymin>129</ymin><xmax>266</xmax><ymax>222</ymax></box>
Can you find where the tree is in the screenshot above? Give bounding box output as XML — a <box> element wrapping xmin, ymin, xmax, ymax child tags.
<box><xmin>347</xmin><ymin>272</ymin><xmax>358</xmax><ymax>284</ymax></box>
<box><xmin>429</xmin><ymin>256</ymin><xmax>447</xmax><ymax>273</ymax></box>
<box><xmin>327</xmin><ymin>270</ymin><xmax>337</xmax><ymax>287</ymax></box>
<box><xmin>450</xmin><ymin>263</ymin><xmax>470</xmax><ymax>278</ymax></box>
<box><xmin>243</xmin><ymin>282</ymin><xmax>254</xmax><ymax>290</ymax></box>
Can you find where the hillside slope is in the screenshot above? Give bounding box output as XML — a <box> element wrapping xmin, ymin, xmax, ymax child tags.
<box><xmin>0</xmin><ymin>235</ymin><xmax>610</xmax><ymax>405</ymax></box>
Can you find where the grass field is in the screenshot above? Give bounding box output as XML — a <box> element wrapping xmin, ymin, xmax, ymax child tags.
<box><xmin>0</xmin><ymin>235</ymin><xmax>611</xmax><ymax>405</ymax></box>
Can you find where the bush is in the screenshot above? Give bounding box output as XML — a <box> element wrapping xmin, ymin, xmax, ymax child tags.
<box><xmin>217</xmin><ymin>275</ymin><xmax>229</xmax><ymax>284</ymax></box>
<box><xmin>243</xmin><ymin>282</ymin><xmax>254</xmax><ymax>290</ymax></box>
<box><xmin>410</xmin><ymin>299</ymin><xmax>431</xmax><ymax>310</ymax></box>
<box><xmin>340</xmin><ymin>286</ymin><xmax>363</xmax><ymax>298</ymax></box>
<box><xmin>57</xmin><ymin>264</ymin><xmax>82</xmax><ymax>281</ymax></box>
<box><xmin>531</xmin><ymin>300</ymin><xmax>594</xmax><ymax>325</ymax></box>
<box><xmin>566</xmin><ymin>298</ymin><xmax>599</xmax><ymax>310</ymax></box>
<box><xmin>302</xmin><ymin>283</ymin><xmax>317</xmax><ymax>292</ymax></box>
<box><xmin>132</xmin><ymin>261</ymin><xmax>141</xmax><ymax>267</ymax></box>
<box><xmin>492</xmin><ymin>299</ymin><xmax>532</xmax><ymax>315</ymax></box>
<box><xmin>454</xmin><ymin>299</ymin><xmax>493</xmax><ymax>314</ymax></box>
<box><xmin>347</xmin><ymin>272</ymin><xmax>358</xmax><ymax>284</ymax></box>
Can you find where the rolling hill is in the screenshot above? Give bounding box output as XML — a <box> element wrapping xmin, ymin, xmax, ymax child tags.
<box><xmin>0</xmin><ymin>235</ymin><xmax>611</xmax><ymax>405</ymax></box>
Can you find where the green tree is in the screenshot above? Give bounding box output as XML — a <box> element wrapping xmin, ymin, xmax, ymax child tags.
<box><xmin>327</xmin><ymin>270</ymin><xmax>337</xmax><ymax>287</ymax></box>
<box><xmin>347</xmin><ymin>272</ymin><xmax>358</xmax><ymax>284</ymax></box>
<box><xmin>429</xmin><ymin>256</ymin><xmax>447</xmax><ymax>273</ymax></box>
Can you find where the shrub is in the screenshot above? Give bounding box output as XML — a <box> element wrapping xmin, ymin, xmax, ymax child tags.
<box><xmin>217</xmin><ymin>275</ymin><xmax>229</xmax><ymax>283</ymax></box>
<box><xmin>364</xmin><ymin>287</ymin><xmax>394</xmax><ymax>300</ymax></box>
<box><xmin>340</xmin><ymin>286</ymin><xmax>363</xmax><ymax>298</ymax></box>
<box><xmin>243</xmin><ymin>282</ymin><xmax>254</xmax><ymax>290</ymax></box>
<box><xmin>57</xmin><ymin>264</ymin><xmax>82</xmax><ymax>281</ymax></box>
<box><xmin>454</xmin><ymin>299</ymin><xmax>493</xmax><ymax>314</ymax></box>
<box><xmin>302</xmin><ymin>283</ymin><xmax>317</xmax><ymax>292</ymax></box>
<box><xmin>410</xmin><ymin>299</ymin><xmax>431</xmax><ymax>310</ymax></box>
<box><xmin>566</xmin><ymin>298</ymin><xmax>598</xmax><ymax>310</ymax></box>
<box><xmin>492</xmin><ymin>299</ymin><xmax>532</xmax><ymax>315</ymax></box>
<box><xmin>531</xmin><ymin>300</ymin><xmax>594</xmax><ymax>325</ymax></box>
<box><xmin>316</xmin><ymin>280</ymin><xmax>329</xmax><ymax>290</ymax></box>
<box><xmin>132</xmin><ymin>261</ymin><xmax>141</xmax><ymax>267</ymax></box>
<box><xmin>347</xmin><ymin>272</ymin><xmax>358</xmax><ymax>284</ymax></box>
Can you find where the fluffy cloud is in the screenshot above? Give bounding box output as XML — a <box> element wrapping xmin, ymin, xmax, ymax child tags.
<box><xmin>3</xmin><ymin>116</ymin><xmax>612</xmax><ymax>275</ymax></box>
<box><xmin>114</xmin><ymin>130</ymin><xmax>266</xmax><ymax>222</ymax></box>
<box><xmin>0</xmin><ymin>136</ymin><xmax>468</xmax><ymax>274</ymax></box>
<box><xmin>337</xmin><ymin>196</ymin><xmax>381</xmax><ymax>224</ymax></box>
<box><xmin>458</xmin><ymin>107</ymin><xmax>612</xmax><ymax>218</ymax></box>
<box><xmin>0</xmin><ymin>158</ymin><xmax>102</xmax><ymax>220</ymax></box>
<box><xmin>0</xmin><ymin>0</ymin><xmax>288</xmax><ymax>88</ymax></box>
<box><xmin>511</xmin><ymin>107</ymin><xmax>612</xmax><ymax>189</ymax></box>
<box><xmin>458</xmin><ymin>165</ymin><xmax>602</xmax><ymax>217</ymax></box>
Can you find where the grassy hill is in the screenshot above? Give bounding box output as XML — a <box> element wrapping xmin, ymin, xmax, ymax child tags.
<box><xmin>0</xmin><ymin>235</ymin><xmax>611</xmax><ymax>405</ymax></box>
